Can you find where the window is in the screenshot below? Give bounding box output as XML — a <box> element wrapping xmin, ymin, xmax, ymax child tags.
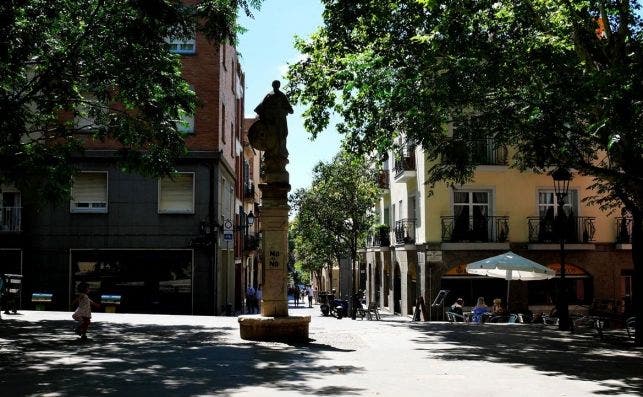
<box><xmin>168</xmin><ymin>37</ymin><xmax>196</xmax><ymax>54</ymax></box>
<box><xmin>177</xmin><ymin>86</ymin><xmax>195</xmax><ymax>134</ymax></box>
<box><xmin>71</xmin><ymin>172</ymin><xmax>108</xmax><ymax>213</ymax></box>
<box><xmin>221</xmin><ymin>104</ymin><xmax>226</xmax><ymax>143</ymax></box>
<box><xmin>383</xmin><ymin>206</ymin><xmax>390</xmax><ymax>226</ymax></box>
<box><xmin>158</xmin><ymin>173</ymin><xmax>194</xmax><ymax>214</ymax></box>
<box><xmin>410</xmin><ymin>194</ymin><xmax>421</xmax><ymax>227</ymax></box>
<box><xmin>1</xmin><ymin>191</ymin><xmax>21</xmax><ymax>231</ymax></box>
<box><xmin>538</xmin><ymin>190</ymin><xmax>578</xmax><ymax>218</ymax></box>
<box><xmin>177</xmin><ymin>112</ymin><xmax>195</xmax><ymax>134</ymax></box>
<box><xmin>452</xmin><ymin>190</ymin><xmax>491</xmax><ymax>241</ymax></box>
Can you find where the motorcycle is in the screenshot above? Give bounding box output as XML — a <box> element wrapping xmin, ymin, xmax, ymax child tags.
<box><xmin>318</xmin><ymin>291</ymin><xmax>348</xmax><ymax>319</ymax></box>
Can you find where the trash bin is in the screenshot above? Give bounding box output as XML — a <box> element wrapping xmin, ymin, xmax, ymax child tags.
<box><xmin>2</xmin><ymin>274</ymin><xmax>22</xmax><ymax>314</ymax></box>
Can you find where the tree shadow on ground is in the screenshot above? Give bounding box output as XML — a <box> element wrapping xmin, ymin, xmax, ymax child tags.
<box><xmin>0</xmin><ymin>318</ymin><xmax>363</xmax><ymax>396</ymax></box>
<box><xmin>406</xmin><ymin>322</ymin><xmax>643</xmax><ymax>396</ymax></box>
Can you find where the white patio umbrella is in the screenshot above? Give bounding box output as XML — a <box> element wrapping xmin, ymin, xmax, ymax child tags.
<box><xmin>466</xmin><ymin>251</ymin><xmax>555</xmax><ymax>312</ymax></box>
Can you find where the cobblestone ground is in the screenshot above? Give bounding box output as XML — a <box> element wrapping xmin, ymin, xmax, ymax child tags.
<box><xmin>1</xmin><ymin>306</ymin><xmax>641</xmax><ymax>396</ymax></box>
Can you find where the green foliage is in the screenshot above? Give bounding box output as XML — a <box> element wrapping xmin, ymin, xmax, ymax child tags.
<box><xmin>290</xmin><ymin>151</ymin><xmax>380</xmax><ymax>276</ymax></box>
<box><xmin>287</xmin><ymin>0</ymin><xmax>642</xmax><ymax>212</ymax></box>
<box><xmin>0</xmin><ymin>0</ymin><xmax>260</xmax><ymax>202</ymax></box>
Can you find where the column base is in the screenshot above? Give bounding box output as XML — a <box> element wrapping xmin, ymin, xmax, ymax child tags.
<box><xmin>238</xmin><ymin>315</ymin><xmax>311</xmax><ymax>342</ymax></box>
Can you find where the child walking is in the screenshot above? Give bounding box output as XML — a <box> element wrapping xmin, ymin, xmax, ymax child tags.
<box><xmin>72</xmin><ymin>282</ymin><xmax>99</xmax><ymax>340</ymax></box>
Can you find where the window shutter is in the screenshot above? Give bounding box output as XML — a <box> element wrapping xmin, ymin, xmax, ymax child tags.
<box><xmin>71</xmin><ymin>173</ymin><xmax>107</xmax><ymax>211</ymax></box>
<box><xmin>159</xmin><ymin>174</ymin><xmax>194</xmax><ymax>213</ymax></box>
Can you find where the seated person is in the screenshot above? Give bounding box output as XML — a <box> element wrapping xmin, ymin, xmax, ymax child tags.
<box><xmin>471</xmin><ymin>297</ymin><xmax>490</xmax><ymax>323</ymax></box>
<box><xmin>448</xmin><ymin>298</ymin><xmax>465</xmax><ymax>322</ymax></box>
<box><xmin>492</xmin><ymin>298</ymin><xmax>505</xmax><ymax>315</ymax></box>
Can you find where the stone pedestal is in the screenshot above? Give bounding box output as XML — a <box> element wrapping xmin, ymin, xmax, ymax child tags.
<box><xmin>238</xmin><ymin>182</ymin><xmax>311</xmax><ymax>342</ymax></box>
<box><xmin>238</xmin><ymin>314</ymin><xmax>311</xmax><ymax>342</ymax></box>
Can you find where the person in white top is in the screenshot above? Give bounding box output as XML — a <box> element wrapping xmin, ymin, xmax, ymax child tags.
<box><xmin>72</xmin><ymin>282</ymin><xmax>100</xmax><ymax>340</ymax></box>
<box><xmin>306</xmin><ymin>286</ymin><xmax>313</xmax><ymax>308</ymax></box>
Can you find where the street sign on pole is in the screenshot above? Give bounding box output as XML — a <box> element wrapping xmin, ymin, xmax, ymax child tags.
<box><xmin>223</xmin><ymin>219</ymin><xmax>233</xmax><ymax>241</ymax></box>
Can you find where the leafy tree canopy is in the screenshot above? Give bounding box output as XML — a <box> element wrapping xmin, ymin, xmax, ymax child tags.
<box><xmin>0</xmin><ymin>0</ymin><xmax>261</xmax><ymax>202</ymax></box>
<box><xmin>290</xmin><ymin>151</ymin><xmax>380</xmax><ymax>289</ymax></box>
<box><xmin>288</xmin><ymin>0</ymin><xmax>642</xmax><ymax>210</ymax></box>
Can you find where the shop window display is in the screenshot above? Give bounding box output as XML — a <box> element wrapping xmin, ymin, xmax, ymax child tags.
<box><xmin>71</xmin><ymin>250</ymin><xmax>192</xmax><ymax>314</ymax></box>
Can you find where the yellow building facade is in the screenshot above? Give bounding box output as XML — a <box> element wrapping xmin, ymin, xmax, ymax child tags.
<box><xmin>363</xmin><ymin>142</ymin><xmax>634</xmax><ymax>319</ymax></box>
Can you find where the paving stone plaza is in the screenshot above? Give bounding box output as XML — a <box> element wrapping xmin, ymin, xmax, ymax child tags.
<box><xmin>1</xmin><ymin>305</ymin><xmax>641</xmax><ymax>396</ymax></box>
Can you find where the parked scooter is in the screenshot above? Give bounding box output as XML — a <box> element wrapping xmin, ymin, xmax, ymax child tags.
<box><xmin>318</xmin><ymin>291</ymin><xmax>348</xmax><ymax>319</ymax></box>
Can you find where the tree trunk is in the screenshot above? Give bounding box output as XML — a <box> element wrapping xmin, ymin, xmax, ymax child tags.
<box><xmin>631</xmin><ymin>209</ymin><xmax>642</xmax><ymax>345</ymax></box>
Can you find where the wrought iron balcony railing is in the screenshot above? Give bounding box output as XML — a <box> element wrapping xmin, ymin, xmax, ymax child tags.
<box><xmin>0</xmin><ymin>207</ymin><xmax>21</xmax><ymax>232</ymax></box>
<box><xmin>468</xmin><ymin>138</ymin><xmax>508</xmax><ymax>165</ymax></box>
<box><xmin>616</xmin><ymin>217</ymin><xmax>632</xmax><ymax>244</ymax></box>
<box><xmin>441</xmin><ymin>215</ymin><xmax>509</xmax><ymax>243</ymax></box>
<box><xmin>244</xmin><ymin>234</ymin><xmax>260</xmax><ymax>251</ymax></box>
<box><xmin>394</xmin><ymin>152</ymin><xmax>416</xmax><ymax>177</ymax></box>
<box><xmin>367</xmin><ymin>226</ymin><xmax>391</xmax><ymax>248</ymax></box>
<box><xmin>243</xmin><ymin>182</ymin><xmax>255</xmax><ymax>200</ymax></box>
<box><xmin>394</xmin><ymin>219</ymin><xmax>416</xmax><ymax>244</ymax></box>
<box><xmin>527</xmin><ymin>216</ymin><xmax>596</xmax><ymax>243</ymax></box>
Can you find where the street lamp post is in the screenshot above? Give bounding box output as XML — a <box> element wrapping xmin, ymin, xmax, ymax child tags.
<box><xmin>552</xmin><ymin>167</ymin><xmax>572</xmax><ymax>331</ymax></box>
<box><xmin>239</xmin><ymin>209</ymin><xmax>255</xmax><ymax>276</ymax></box>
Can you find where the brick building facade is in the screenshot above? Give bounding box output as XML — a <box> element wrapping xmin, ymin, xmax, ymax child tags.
<box><xmin>1</xmin><ymin>32</ymin><xmax>246</xmax><ymax>315</ymax></box>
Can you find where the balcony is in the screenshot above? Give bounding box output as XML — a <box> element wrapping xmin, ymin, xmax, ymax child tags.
<box><xmin>527</xmin><ymin>216</ymin><xmax>596</xmax><ymax>243</ymax></box>
<box><xmin>376</xmin><ymin>170</ymin><xmax>390</xmax><ymax>190</ymax></box>
<box><xmin>394</xmin><ymin>219</ymin><xmax>415</xmax><ymax>245</ymax></box>
<box><xmin>243</xmin><ymin>181</ymin><xmax>255</xmax><ymax>201</ymax></box>
<box><xmin>367</xmin><ymin>226</ymin><xmax>390</xmax><ymax>248</ymax></box>
<box><xmin>616</xmin><ymin>217</ymin><xmax>632</xmax><ymax>248</ymax></box>
<box><xmin>244</xmin><ymin>234</ymin><xmax>260</xmax><ymax>251</ymax></box>
<box><xmin>441</xmin><ymin>215</ymin><xmax>509</xmax><ymax>243</ymax></box>
<box><xmin>393</xmin><ymin>152</ymin><xmax>416</xmax><ymax>182</ymax></box>
<box><xmin>469</xmin><ymin>138</ymin><xmax>508</xmax><ymax>165</ymax></box>
<box><xmin>0</xmin><ymin>207</ymin><xmax>21</xmax><ymax>232</ymax></box>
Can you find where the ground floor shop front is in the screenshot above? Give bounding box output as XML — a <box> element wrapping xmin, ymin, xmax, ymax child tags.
<box><xmin>363</xmin><ymin>244</ymin><xmax>634</xmax><ymax>319</ymax></box>
<box><xmin>4</xmin><ymin>247</ymin><xmax>240</xmax><ymax>315</ymax></box>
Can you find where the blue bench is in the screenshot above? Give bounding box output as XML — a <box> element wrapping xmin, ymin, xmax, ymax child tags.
<box><xmin>101</xmin><ymin>295</ymin><xmax>122</xmax><ymax>312</ymax></box>
<box><xmin>32</xmin><ymin>293</ymin><xmax>53</xmax><ymax>311</ymax></box>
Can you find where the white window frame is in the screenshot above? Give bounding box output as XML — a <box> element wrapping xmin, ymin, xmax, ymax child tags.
<box><xmin>158</xmin><ymin>172</ymin><xmax>195</xmax><ymax>214</ymax></box>
<box><xmin>537</xmin><ymin>189</ymin><xmax>578</xmax><ymax>217</ymax></box>
<box><xmin>452</xmin><ymin>190</ymin><xmax>492</xmax><ymax>223</ymax></box>
<box><xmin>70</xmin><ymin>171</ymin><xmax>108</xmax><ymax>213</ymax></box>
<box><xmin>167</xmin><ymin>37</ymin><xmax>196</xmax><ymax>54</ymax></box>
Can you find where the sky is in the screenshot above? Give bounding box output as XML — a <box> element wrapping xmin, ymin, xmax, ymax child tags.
<box><xmin>237</xmin><ymin>0</ymin><xmax>342</xmax><ymax>194</ymax></box>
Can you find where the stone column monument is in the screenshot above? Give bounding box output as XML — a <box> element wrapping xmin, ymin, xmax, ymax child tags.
<box><xmin>238</xmin><ymin>81</ymin><xmax>310</xmax><ymax>342</ymax></box>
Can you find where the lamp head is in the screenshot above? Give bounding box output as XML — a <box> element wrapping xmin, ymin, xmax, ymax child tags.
<box><xmin>551</xmin><ymin>167</ymin><xmax>572</xmax><ymax>197</ymax></box>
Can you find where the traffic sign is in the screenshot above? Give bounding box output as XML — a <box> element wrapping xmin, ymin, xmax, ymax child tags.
<box><xmin>223</xmin><ymin>219</ymin><xmax>233</xmax><ymax>241</ymax></box>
